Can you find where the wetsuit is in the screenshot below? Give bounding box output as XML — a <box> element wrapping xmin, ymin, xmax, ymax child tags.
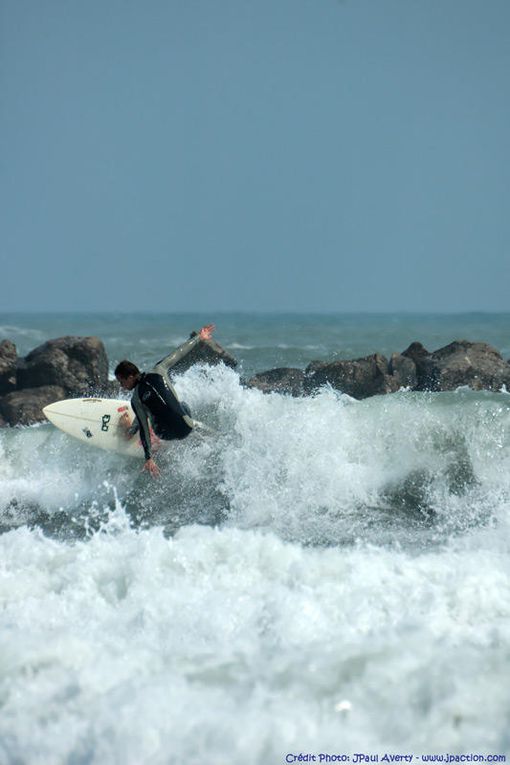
<box><xmin>130</xmin><ymin>334</ymin><xmax>199</xmax><ymax>460</ymax></box>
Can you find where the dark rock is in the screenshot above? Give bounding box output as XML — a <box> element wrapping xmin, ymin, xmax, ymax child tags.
<box><xmin>402</xmin><ymin>339</ymin><xmax>510</xmax><ymax>392</ymax></box>
<box><xmin>389</xmin><ymin>353</ymin><xmax>417</xmax><ymax>389</ymax></box>
<box><xmin>402</xmin><ymin>341</ymin><xmax>430</xmax><ymax>361</ymax></box>
<box><xmin>17</xmin><ymin>336</ymin><xmax>109</xmax><ymax>395</ymax></box>
<box><xmin>305</xmin><ymin>360</ymin><xmax>326</xmax><ymax>377</ymax></box>
<box><xmin>246</xmin><ymin>368</ymin><xmax>305</xmax><ymax>396</ymax></box>
<box><xmin>430</xmin><ymin>340</ymin><xmax>510</xmax><ymax>392</ymax></box>
<box><xmin>91</xmin><ymin>379</ymin><xmax>122</xmax><ymax>398</ymax></box>
<box><xmin>0</xmin><ymin>340</ymin><xmax>17</xmax><ymax>395</ymax></box>
<box><xmin>402</xmin><ymin>341</ymin><xmax>440</xmax><ymax>391</ymax></box>
<box><xmin>304</xmin><ymin>353</ymin><xmax>401</xmax><ymax>399</ymax></box>
<box><xmin>0</xmin><ymin>386</ymin><xmax>67</xmax><ymax>426</ymax></box>
<box><xmin>167</xmin><ymin>333</ymin><xmax>237</xmax><ymax>377</ymax></box>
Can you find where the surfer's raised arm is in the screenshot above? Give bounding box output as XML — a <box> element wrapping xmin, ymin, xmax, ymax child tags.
<box><xmin>152</xmin><ymin>324</ymin><xmax>216</xmax><ymax>376</ymax></box>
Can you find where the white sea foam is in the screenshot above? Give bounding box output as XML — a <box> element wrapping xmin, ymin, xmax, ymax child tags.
<box><xmin>0</xmin><ymin>507</ymin><xmax>509</xmax><ymax>763</ymax></box>
<box><xmin>1</xmin><ymin>366</ymin><xmax>510</xmax><ymax>761</ymax></box>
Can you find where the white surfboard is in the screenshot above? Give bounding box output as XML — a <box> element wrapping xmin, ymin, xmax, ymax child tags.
<box><xmin>43</xmin><ymin>398</ymin><xmax>161</xmax><ymax>458</ymax></box>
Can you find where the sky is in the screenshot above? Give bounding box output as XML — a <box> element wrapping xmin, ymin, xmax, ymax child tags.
<box><xmin>1</xmin><ymin>0</ymin><xmax>509</xmax><ymax>312</ymax></box>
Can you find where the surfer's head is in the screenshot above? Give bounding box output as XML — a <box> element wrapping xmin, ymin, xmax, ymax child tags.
<box><xmin>115</xmin><ymin>360</ymin><xmax>141</xmax><ymax>390</ymax></box>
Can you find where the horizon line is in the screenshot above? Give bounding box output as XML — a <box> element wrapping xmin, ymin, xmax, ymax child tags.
<box><xmin>1</xmin><ymin>309</ymin><xmax>510</xmax><ymax>317</ymax></box>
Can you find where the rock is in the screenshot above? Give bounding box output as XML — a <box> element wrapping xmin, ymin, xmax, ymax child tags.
<box><xmin>402</xmin><ymin>339</ymin><xmax>510</xmax><ymax>392</ymax></box>
<box><xmin>304</xmin><ymin>353</ymin><xmax>402</xmax><ymax>399</ymax></box>
<box><xmin>430</xmin><ymin>340</ymin><xmax>510</xmax><ymax>391</ymax></box>
<box><xmin>246</xmin><ymin>368</ymin><xmax>305</xmax><ymax>396</ymax></box>
<box><xmin>97</xmin><ymin>379</ymin><xmax>122</xmax><ymax>397</ymax></box>
<box><xmin>167</xmin><ymin>333</ymin><xmax>238</xmax><ymax>377</ymax></box>
<box><xmin>402</xmin><ymin>341</ymin><xmax>440</xmax><ymax>391</ymax></box>
<box><xmin>0</xmin><ymin>386</ymin><xmax>67</xmax><ymax>426</ymax></box>
<box><xmin>388</xmin><ymin>353</ymin><xmax>417</xmax><ymax>389</ymax></box>
<box><xmin>0</xmin><ymin>340</ymin><xmax>17</xmax><ymax>395</ymax></box>
<box><xmin>17</xmin><ymin>336</ymin><xmax>109</xmax><ymax>395</ymax></box>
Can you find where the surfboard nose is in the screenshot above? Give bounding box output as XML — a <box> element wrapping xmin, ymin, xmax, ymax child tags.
<box><xmin>42</xmin><ymin>403</ymin><xmax>54</xmax><ymax>420</ymax></box>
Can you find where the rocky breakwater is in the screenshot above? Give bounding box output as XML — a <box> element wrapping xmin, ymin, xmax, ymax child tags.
<box><xmin>0</xmin><ymin>337</ymin><xmax>110</xmax><ymax>426</ymax></box>
<box><xmin>247</xmin><ymin>340</ymin><xmax>510</xmax><ymax>400</ymax></box>
<box><xmin>0</xmin><ymin>333</ymin><xmax>237</xmax><ymax>427</ymax></box>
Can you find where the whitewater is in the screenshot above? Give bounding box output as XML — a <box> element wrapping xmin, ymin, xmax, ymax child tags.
<box><xmin>1</xmin><ymin>314</ymin><xmax>510</xmax><ymax>764</ymax></box>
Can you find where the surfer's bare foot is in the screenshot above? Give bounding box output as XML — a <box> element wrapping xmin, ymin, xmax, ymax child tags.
<box><xmin>199</xmin><ymin>324</ymin><xmax>215</xmax><ymax>341</ymax></box>
<box><xmin>143</xmin><ymin>458</ymin><xmax>160</xmax><ymax>478</ymax></box>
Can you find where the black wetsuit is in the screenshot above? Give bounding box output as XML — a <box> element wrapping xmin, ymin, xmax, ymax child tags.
<box><xmin>130</xmin><ymin>335</ymin><xmax>198</xmax><ymax>460</ymax></box>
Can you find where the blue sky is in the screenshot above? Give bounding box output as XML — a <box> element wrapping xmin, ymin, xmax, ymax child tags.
<box><xmin>1</xmin><ymin>0</ymin><xmax>509</xmax><ymax>312</ymax></box>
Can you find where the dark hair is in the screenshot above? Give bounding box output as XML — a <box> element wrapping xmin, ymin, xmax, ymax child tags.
<box><xmin>114</xmin><ymin>360</ymin><xmax>141</xmax><ymax>378</ymax></box>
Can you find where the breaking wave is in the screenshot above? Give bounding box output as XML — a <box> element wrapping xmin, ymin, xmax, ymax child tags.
<box><xmin>1</xmin><ymin>366</ymin><xmax>510</xmax><ymax>762</ymax></box>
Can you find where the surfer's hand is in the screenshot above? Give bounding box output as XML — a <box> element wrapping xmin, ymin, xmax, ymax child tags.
<box><xmin>199</xmin><ymin>324</ymin><xmax>215</xmax><ymax>341</ymax></box>
<box><xmin>143</xmin><ymin>458</ymin><xmax>161</xmax><ymax>478</ymax></box>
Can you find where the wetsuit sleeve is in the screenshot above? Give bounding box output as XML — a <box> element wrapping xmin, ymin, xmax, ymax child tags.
<box><xmin>131</xmin><ymin>389</ymin><xmax>152</xmax><ymax>460</ymax></box>
<box><xmin>152</xmin><ymin>333</ymin><xmax>201</xmax><ymax>377</ymax></box>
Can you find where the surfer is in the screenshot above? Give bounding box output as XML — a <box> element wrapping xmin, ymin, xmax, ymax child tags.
<box><xmin>114</xmin><ymin>324</ymin><xmax>215</xmax><ymax>477</ymax></box>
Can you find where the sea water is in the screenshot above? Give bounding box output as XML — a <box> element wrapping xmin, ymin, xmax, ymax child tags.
<box><xmin>0</xmin><ymin>313</ymin><xmax>509</xmax><ymax>765</ymax></box>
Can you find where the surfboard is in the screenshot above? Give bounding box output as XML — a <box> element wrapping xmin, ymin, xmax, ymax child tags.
<box><xmin>43</xmin><ymin>397</ymin><xmax>160</xmax><ymax>458</ymax></box>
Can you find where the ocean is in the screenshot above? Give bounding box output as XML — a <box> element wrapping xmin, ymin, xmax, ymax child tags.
<box><xmin>0</xmin><ymin>312</ymin><xmax>509</xmax><ymax>764</ymax></box>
